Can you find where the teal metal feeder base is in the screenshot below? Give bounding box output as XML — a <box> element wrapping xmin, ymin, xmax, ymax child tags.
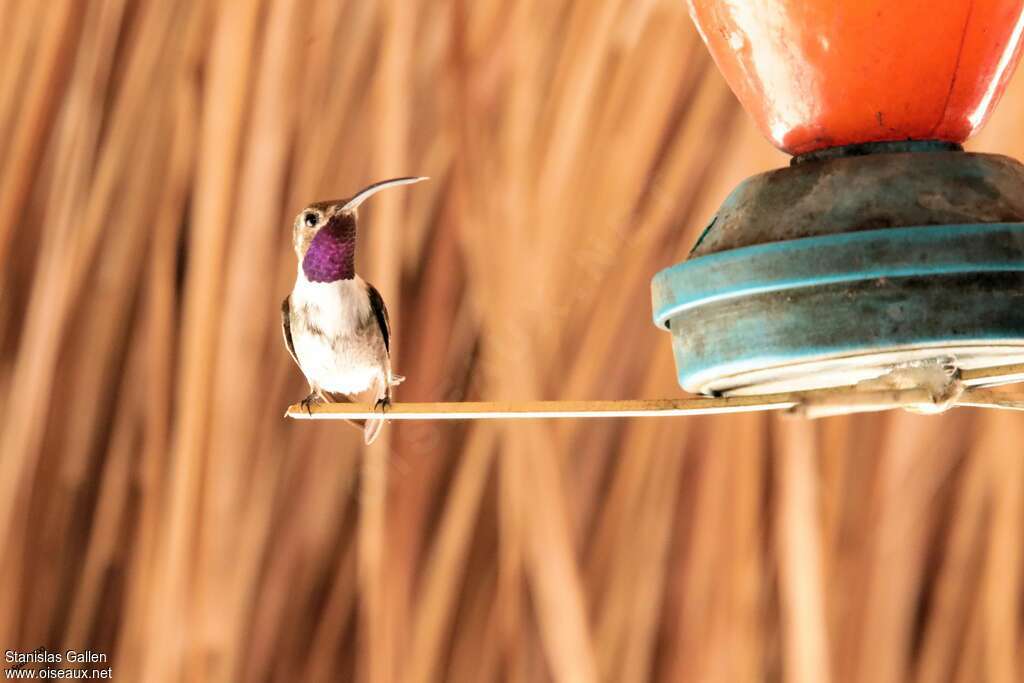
<box><xmin>652</xmin><ymin>142</ymin><xmax>1024</xmax><ymax>396</ymax></box>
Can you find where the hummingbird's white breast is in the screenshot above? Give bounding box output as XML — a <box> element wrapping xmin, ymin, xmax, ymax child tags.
<box><xmin>288</xmin><ymin>271</ymin><xmax>387</xmax><ymax>396</ymax></box>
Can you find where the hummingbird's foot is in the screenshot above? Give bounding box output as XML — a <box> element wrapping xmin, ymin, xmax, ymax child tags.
<box><xmin>300</xmin><ymin>391</ymin><xmax>327</xmax><ymax>415</ymax></box>
<box><xmin>373</xmin><ymin>396</ymin><xmax>392</xmax><ymax>418</ymax></box>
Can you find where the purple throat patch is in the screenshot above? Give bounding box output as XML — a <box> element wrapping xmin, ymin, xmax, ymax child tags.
<box><xmin>303</xmin><ymin>223</ymin><xmax>356</xmax><ymax>282</ymax></box>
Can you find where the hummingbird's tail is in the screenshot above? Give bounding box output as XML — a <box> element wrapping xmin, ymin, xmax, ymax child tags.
<box><xmin>363</xmin><ymin>375</ymin><xmax>395</xmax><ymax>445</ymax></box>
<box><xmin>318</xmin><ymin>390</ymin><xmax>368</xmax><ymax>438</ymax></box>
<box><xmin>364</xmin><ymin>416</ymin><xmax>384</xmax><ymax>445</ymax></box>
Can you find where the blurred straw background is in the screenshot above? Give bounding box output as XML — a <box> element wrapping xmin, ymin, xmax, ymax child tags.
<box><xmin>1</xmin><ymin>1</ymin><xmax>1023</xmax><ymax>681</ymax></box>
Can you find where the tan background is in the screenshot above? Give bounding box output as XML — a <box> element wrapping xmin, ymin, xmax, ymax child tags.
<box><xmin>1</xmin><ymin>1</ymin><xmax>1023</xmax><ymax>681</ymax></box>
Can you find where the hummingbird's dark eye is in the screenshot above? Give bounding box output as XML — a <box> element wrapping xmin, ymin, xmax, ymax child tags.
<box><xmin>303</xmin><ymin>212</ymin><xmax>318</xmax><ymax>227</ymax></box>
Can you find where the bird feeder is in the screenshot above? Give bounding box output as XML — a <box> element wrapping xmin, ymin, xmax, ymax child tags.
<box><xmin>290</xmin><ymin>0</ymin><xmax>1024</xmax><ymax>424</ymax></box>
<box><xmin>652</xmin><ymin>0</ymin><xmax>1024</xmax><ymax>396</ymax></box>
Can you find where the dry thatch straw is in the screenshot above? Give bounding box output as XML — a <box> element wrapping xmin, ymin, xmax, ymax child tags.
<box><xmin>1</xmin><ymin>1</ymin><xmax>1023</xmax><ymax>681</ymax></box>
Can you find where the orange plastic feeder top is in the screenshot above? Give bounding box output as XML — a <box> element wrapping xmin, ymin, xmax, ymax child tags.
<box><xmin>688</xmin><ymin>0</ymin><xmax>1024</xmax><ymax>155</ymax></box>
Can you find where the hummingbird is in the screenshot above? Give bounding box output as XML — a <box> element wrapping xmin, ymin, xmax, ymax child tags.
<box><xmin>281</xmin><ymin>176</ymin><xmax>427</xmax><ymax>444</ymax></box>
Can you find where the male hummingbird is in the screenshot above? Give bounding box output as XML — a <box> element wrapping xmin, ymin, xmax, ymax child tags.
<box><xmin>281</xmin><ymin>176</ymin><xmax>427</xmax><ymax>444</ymax></box>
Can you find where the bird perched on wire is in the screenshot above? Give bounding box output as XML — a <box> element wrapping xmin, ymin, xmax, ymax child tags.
<box><xmin>281</xmin><ymin>177</ymin><xmax>427</xmax><ymax>444</ymax></box>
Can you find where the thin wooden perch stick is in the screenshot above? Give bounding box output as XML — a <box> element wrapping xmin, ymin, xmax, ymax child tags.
<box><xmin>288</xmin><ymin>396</ymin><xmax>800</xmax><ymax>420</ymax></box>
<box><xmin>286</xmin><ymin>386</ymin><xmax>1024</xmax><ymax>421</ymax></box>
<box><xmin>955</xmin><ymin>388</ymin><xmax>1024</xmax><ymax>411</ymax></box>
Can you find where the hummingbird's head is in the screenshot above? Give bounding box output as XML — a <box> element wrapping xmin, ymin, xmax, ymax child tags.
<box><xmin>293</xmin><ymin>176</ymin><xmax>428</xmax><ymax>282</ymax></box>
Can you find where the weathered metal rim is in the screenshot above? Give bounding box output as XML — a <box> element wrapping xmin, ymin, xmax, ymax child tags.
<box><xmin>652</xmin><ymin>223</ymin><xmax>1024</xmax><ymax>329</ymax></box>
<box><xmin>790</xmin><ymin>139</ymin><xmax>963</xmax><ymax>165</ymax></box>
<box><xmin>666</xmin><ymin>270</ymin><xmax>1024</xmax><ymax>395</ymax></box>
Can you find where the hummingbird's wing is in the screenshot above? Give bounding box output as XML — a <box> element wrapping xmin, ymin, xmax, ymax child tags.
<box><xmin>365</xmin><ymin>282</ymin><xmax>391</xmax><ymax>354</ymax></box>
<box><xmin>281</xmin><ymin>296</ymin><xmax>300</xmax><ymax>367</ymax></box>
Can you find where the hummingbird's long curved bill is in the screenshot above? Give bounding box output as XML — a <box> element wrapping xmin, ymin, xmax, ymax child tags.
<box><xmin>340</xmin><ymin>176</ymin><xmax>429</xmax><ymax>211</ymax></box>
